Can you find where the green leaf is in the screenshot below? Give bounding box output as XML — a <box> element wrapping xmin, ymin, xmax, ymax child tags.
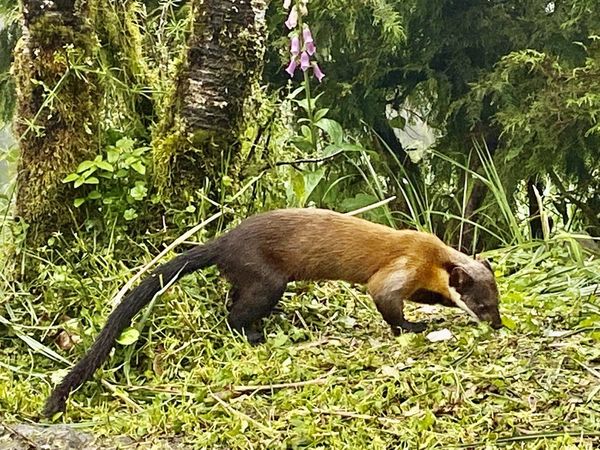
<box><xmin>131</xmin><ymin>161</ymin><xmax>146</xmax><ymax>175</ymax></box>
<box><xmin>287</xmin><ymin>85</ymin><xmax>305</xmax><ymax>100</ymax></box>
<box><xmin>87</xmin><ymin>190</ymin><xmax>102</xmax><ymax>200</ymax></box>
<box><xmin>314</xmin><ymin>108</ymin><xmax>330</xmax><ymax>121</ymax></box>
<box><xmin>116</xmin><ymin>137</ymin><xmax>135</xmax><ymax>151</ymax></box>
<box><xmin>295</xmin><ymin>97</ymin><xmax>317</xmax><ymax>113</ymax></box>
<box><xmin>321</xmin><ymin>143</ymin><xmax>371</xmax><ymax>157</ymax></box>
<box><xmin>289</xmin><ymin>168</ymin><xmax>305</xmax><ymax>207</ymax></box>
<box><xmin>300</xmin><ymin>125</ymin><xmax>312</xmax><ymax>140</ymax></box>
<box><xmin>291</xmin><ymin>137</ymin><xmax>314</xmax><ymax>153</ymax></box>
<box><xmin>107</xmin><ymin>148</ymin><xmax>119</xmax><ymax>163</ymax></box>
<box><xmin>132</xmin><ymin>147</ymin><xmax>150</xmax><ymax>157</ymax></box>
<box><xmin>96</xmin><ymin>160</ymin><xmax>114</xmax><ymax>172</ymax></box>
<box><xmin>315</xmin><ymin>118</ymin><xmax>344</xmax><ymax>145</ymax></box>
<box><xmin>501</xmin><ymin>315</ymin><xmax>517</xmax><ymax>331</ymax></box>
<box><xmin>124</xmin><ymin>156</ymin><xmax>137</xmax><ymax>166</ymax></box>
<box><xmin>81</xmin><ymin>167</ymin><xmax>97</xmax><ymax>179</ymax></box>
<box><xmin>116</xmin><ymin>327</ymin><xmax>139</xmax><ymax>346</ymax></box>
<box><xmin>83</xmin><ymin>177</ymin><xmax>99</xmax><ymax>185</ymax></box>
<box><xmin>129</xmin><ymin>182</ymin><xmax>148</xmax><ymax>201</ymax></box>
<box><xmin>76</xmin><ymin>160</ymin><xmax>94</xmax><ymax>173</ymax></box>
<box><xmin>302</xmin><ymin>168</ymin><xmax>325</xmax><ymax>203</ymax></box>
<box><xmin>62</xmin><ymin>173</ymin><xmax>79</xmax><ymax>183</ymax></box>
<box><xmin>73</xmin><ymin>177</ymin><xmax>85</xmax><ymax>188</ymax></box>
<box><xmin>73</xmin><ymin>198</ymin><xmax>85</xmax><ymax>207</ymax></box>
<box><xmin>123</xmin><ymin>208</ymin><xmax>138</xmax><ymax>220</ymax></box>
<box><xmin>340</xmin><ymin>193</ymin><xmax>379</xmax><ymax>212</ymax></box>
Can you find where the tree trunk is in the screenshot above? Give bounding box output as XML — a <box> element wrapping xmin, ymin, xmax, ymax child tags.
<box><xmin>153</xmin><ymin>0</ymin><xmax>267</xmax><ymax>195</ymax></box>
<box><xmin>13</xmin><ymin>0</ymin><xmax>98</xmax><ymax>239</ymax></box>
<box><xmin>460</xmin><ymin>132</ymin><xmax>498</xmax><ymax>253</ymax></box>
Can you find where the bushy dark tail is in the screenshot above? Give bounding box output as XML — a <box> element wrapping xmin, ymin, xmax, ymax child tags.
<box><xmin>43</xmin><ymin>242</ymin><xmax>219</xmax><ymax>417</ymax></box>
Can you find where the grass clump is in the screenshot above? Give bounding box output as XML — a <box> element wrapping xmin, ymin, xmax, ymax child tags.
<box><xmin>1</xmin><ymin>230</ymin><xmax>599</xmax><ymax>449</ymax></box>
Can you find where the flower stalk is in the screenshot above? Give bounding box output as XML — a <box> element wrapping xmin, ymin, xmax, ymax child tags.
<box><xmin>283</xmin><ymin>0</ymin><xmax>324</xmax><ymax>151</ymax></box>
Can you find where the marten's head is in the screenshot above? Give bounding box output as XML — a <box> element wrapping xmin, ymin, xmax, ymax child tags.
<box><xmin>448</xmin><ymin>258</ymin><xmax>502</xmax><ymax>329</ymax></box>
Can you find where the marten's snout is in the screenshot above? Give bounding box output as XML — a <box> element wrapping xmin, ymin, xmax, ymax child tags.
<box><xmin>490</xmin><ymin>319</ymin><xmax>503</xmax><ymax>329</ymax></box>
<box><xmin>481</xmin><ymin>308</ymin><xmax>503</xmax><ymax>329</ymax></box>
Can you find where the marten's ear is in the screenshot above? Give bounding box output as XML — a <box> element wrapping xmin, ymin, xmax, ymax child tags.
<box><xmin>475</xmin><ymin>255</ymin><xmax>493</xmax><ymax>273</ymax></box>
<box><xmin>449</xmin><ymin>266</ymin><xmax>473</xmax><ymax>290</ymax></box>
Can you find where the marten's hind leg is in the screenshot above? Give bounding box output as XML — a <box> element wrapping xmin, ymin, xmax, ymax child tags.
<box><xmin>228</xmin><ymin>275</ymin><xmax>287</xmax><ymax>344</ymax></box>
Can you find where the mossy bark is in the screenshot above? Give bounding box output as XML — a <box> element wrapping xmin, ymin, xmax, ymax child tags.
<box><xmin>13</xmin><ymin>0</ymin><xmax>99</xmax><ymax>240</ymax></box>
<box><xmin>153</xmin><ymin>0</ymin><xmax>267</xmax><ymax>196</ymax></box>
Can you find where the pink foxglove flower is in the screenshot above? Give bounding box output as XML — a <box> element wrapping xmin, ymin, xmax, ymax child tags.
<box><xmin>299</xmin><ymin>2</ymin><xmax>308</xmax><ymax>16</ymax></box>
<box><xmin>290</xmin><ymin>35</ymin><xmax>300</xmax><ymax>56</ymax></box>
<box><xmin>283</xmin><ymin>0</ymin><xmax>292</xmax><ymax>9</ymax></box>
<box><xmin>303</xmin><ymin>26</ymin><xmax>316</xmax><ymax>55</ymax></box>
<box><xmin>285</xmin><ymin>59</ymin><xmax>298</xmax><ymax>77</ymax></box>
<box><xmin>312</xmin><ymin>62</ymin><xmax>325</xmax><ymax>82</ymax></box>
<box><xmin>300</xmin><ymin>51</ymin><xmax>310</xmax><ymax>71</ymax></box>
<box><xmin>285</xmin><ymin>6</ymin><xmax>298</xmax><ymax>29</ymax></box>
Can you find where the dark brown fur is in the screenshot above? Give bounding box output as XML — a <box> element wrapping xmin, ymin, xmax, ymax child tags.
<box><xmin>43</xmin><ymin>208</ymin><xmax>501</xmax><ymax>417</ymax></box>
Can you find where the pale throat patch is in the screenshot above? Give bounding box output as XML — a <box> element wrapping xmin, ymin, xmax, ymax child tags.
<box><xmin>378</xmin><ymin>257</ymin><xmax>411</xmax><ymax>296</ymax></box>
<box><xmin>448</xmin><ymin>287</ymin><xmax>480</xmax><ymax>322</ymax></box>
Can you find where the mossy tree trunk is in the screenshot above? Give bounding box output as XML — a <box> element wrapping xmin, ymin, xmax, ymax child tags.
<box><xmin>13</xmin><ymin>0</ymin><xmax>98</xmax><ymax>241</ymax></box>
<box><xmin>153</xmin><ymin>0</ymin><xmax>267</xmax><ymax>197</ymax></box>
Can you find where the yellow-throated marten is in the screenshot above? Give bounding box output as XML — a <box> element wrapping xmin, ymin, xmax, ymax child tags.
<box><xmin>44</xmin><ymin>208</ymin><xmax>501</xmax><ymax>416</ymax></box>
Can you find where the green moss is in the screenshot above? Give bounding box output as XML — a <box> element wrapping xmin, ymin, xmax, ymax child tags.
<box><xmin>152</xmin><ymin>117</ymin><xmax>189</xmax><ymax>193</ymax></box>
<box><xmin>13</xmin><ymin>3</ymin><xmax>100</xmax><ymax>235</ymax></box>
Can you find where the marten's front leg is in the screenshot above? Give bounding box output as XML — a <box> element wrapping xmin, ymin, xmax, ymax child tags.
<box><xmin>368</xmin><ymin>266</ymin><xmax>426</xmax><ymax>334</ymax></box>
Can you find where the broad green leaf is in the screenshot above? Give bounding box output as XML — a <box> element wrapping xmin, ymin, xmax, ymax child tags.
<box><xmin>297</xmin><ymin>168</ymin><xmax>325</xmax><ymax>206</ymax></box>
<box><xmin>73</xmin><ymin>198</ymin><xmax>85</xmax><ymax>207</ymax></box>
<box><xmin>340</xmin><ymin>193</ymin><xmax>378</xmax><ymax>212</ymax></box>
<box><xmin>131</xmin><ymin>161</ymin><xmax>146</xmax><ymax>175</ymax></box>
<box><xmin>76</xmin><ymin>160</ymin><xmax>94</xmax><ymax>173</ymax></box>
<box><xmin>62</xmin><ymin>173</ymin><xmax>79</xmax><ymax>183</ymax></box>
<box><xmin>83</xmin><ymin>177</ymin><xmax>99</xmax><ymax>185</ymax></box>
<box><xmin>286</xmin><ymin>85</ymin><xmax>305</xmax><ymax>100</ymax></box>
<box><xmin>315</xmin><ymin>118</ymin><xmax>344</xmax><ymax>145</ymax></box>
<box><xmin>314</xmin><ymin>108</ymin><xmax>330</xmax><ymax>121</ymax></box>
<box><xmin>74</xmin><ymin>177</ymin><xmax>85</xmax><ymax>188</ymax></box>
<box><xmin>116</xmin><ymin>327</ymin><xmax>139</xmax><ymax>346</ymax></box>
<box><xmin>81</xmin><ymin>167</ymin><xmax>97</xmax><ymax>179</ymax></box>
<box><xmin>107</xmin><ymin>149</ymin><xmax>119</xmax><ymax>163</ymax></box>
<box><xmin>96</xmin><ymin>160</ymin><xmax>114</xmax><ymax>172</ymax></box>
<box><xmin>300</xmin><ymin>125</ymin><xmax>312</xmax><ymax>140</ymax></box>
<box><xmin>291</xmin><ymin>137</ymin><xmax>314</xmax><ymax>153</ymax></box>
